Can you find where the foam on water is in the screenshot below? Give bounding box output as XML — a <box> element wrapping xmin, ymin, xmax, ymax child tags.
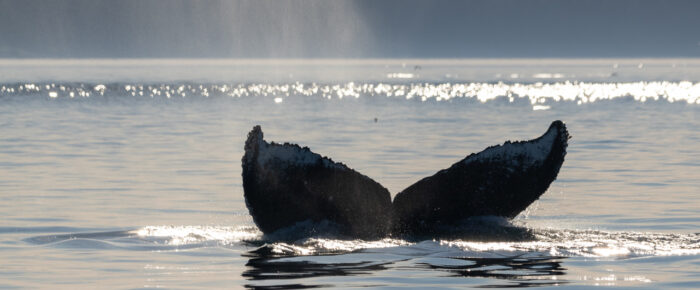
<box><xmin>135</xmin><ymin>225</ymin><xmax>261</xmax><ymax>246</ymax></box>
<box><xmin>446</xmin><ymin>229</ymin><xmax>700</xmax><ymax>258</ymax></box>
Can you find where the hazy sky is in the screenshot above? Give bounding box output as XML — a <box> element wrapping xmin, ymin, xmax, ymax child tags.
<box><xmin>1</xmin><ymin>0</ymin><xmax>699</xmax><ymax>58</ymax></box>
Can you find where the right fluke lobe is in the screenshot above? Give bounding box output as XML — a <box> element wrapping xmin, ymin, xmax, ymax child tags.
<box><xmin>392</xmin><ymin>121</ymin><xmax>569</xmax><ymax>235</ymax></box>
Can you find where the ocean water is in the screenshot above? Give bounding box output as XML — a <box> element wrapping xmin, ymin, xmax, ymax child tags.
<box><xmin>1</xmin><ymin>59</ymin><xmax>699</xmax><ymax>288</ymax></box>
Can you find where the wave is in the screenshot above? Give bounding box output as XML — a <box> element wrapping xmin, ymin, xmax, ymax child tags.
<box><xmin>23</xmin><ymin>223</ymin><xmax>699</xmax><ymax>259</ymax></box>
<box><xmin>2</xmin><ymin>81</ymin><xmax>699</xmax><ymax>107</ymax></box>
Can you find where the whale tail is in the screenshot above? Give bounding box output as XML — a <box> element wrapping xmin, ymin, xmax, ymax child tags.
<box><xmin>241</xmin><ymin>121</ymin><xmax>569</xmax><ymax>239</ymax></box>
<box><xmin>391</xmin><ymin>120</ymin><xmax>569</xmax><ymax>235</ymax></box>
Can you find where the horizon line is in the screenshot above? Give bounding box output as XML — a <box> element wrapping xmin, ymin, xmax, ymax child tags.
<box><xmin>3</xmin><ymin>57</ymin><xmax>700</xmax><ymax>66</ymax></box>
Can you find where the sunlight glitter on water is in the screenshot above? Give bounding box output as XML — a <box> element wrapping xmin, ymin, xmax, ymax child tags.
<box><xmin>3</xmin><ymin>81</ymin><xmax>700</xmax><ymax>106</ymax></box>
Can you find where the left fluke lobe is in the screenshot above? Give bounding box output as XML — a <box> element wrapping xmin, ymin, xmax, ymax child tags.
<box><xmin>242</xmin><ymin>126</ymin><xmax>393</xmax><ymax>240</ymax></box>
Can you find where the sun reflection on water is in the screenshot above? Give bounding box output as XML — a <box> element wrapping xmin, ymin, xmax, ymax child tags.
<box><xmin>3</xmin><ymin>81</ymin><xmax>699</xmax><ymax>107</ymax></box>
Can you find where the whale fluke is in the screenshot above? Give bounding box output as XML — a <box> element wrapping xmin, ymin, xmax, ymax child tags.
<box><xmin>242</xmin><ymin>126</ymin><xmax>393</xmax><ymax>239</ymax></box>
<box><xmin>391</xmin><ymin>120</ymin><xmax>569</xmax><ymax>235</ymax></box>
<box><xmin>241</xmin><ymin>121</ymin><xmax>569</xmax><ymax>239</ymax></box>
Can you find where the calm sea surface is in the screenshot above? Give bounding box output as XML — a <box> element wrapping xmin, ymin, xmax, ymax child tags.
<box><xmin>1</xmin><ymin>59</ymin><xmax>699</xmax><ymax>288</ymax></box>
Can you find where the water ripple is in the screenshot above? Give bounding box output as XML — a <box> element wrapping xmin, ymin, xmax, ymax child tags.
<box><xmin>22</xmin><ymin>225</ymin><xmax>696</xmax><ymax>259</ymax></box>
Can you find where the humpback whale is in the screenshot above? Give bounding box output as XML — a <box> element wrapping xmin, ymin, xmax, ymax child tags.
<box><xmin>242</xmin><ymin>121</ymin><xmax>569</xmax><ymax>239</ymax></box>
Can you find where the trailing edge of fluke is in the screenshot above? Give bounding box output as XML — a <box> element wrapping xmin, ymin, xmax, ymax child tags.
<box><xmin>241</xmin><ymin>121</ymin><xmax>569</xmax><ymax>239</ymax></box>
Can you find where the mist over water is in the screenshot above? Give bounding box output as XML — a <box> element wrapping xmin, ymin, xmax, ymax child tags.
<box><xmin>2</xmin><ymin>0</ymin><xmax>700</xmax><ymax>58</ymax></box>
<box><xmin>0</xmin><ymin>0</ymin><xmax>369</xmax><ymax>58</ymax></box>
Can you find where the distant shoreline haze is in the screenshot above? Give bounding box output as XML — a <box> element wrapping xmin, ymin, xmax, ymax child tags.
<box><xmin>2</xmin><ymin>58</ymin><xmax>700</xmax><ymax>83</ymax></box>
<box><xmin>1</xmin><ymin>0</ymin><xmax>699</xmax><ymax>58</ymax></box>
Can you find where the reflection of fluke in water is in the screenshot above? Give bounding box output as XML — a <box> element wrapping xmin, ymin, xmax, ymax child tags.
<box><xmin>242</xmin><ymin>121</ymin><xmax>569</xmax><ymax>239</ymax></box>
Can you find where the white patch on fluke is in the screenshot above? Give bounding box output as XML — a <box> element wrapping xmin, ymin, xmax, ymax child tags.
<box><xmin>253</xmin><ymin>129</ymin><xmax>344</xmax><ymax>170</ymax></box>
<box><xmin>464</xmin><ymin>124</ymin><xmax>558</xmax><ymax>169</ymax></box>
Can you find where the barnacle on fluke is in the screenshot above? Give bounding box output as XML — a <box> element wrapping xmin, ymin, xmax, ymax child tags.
<box><xmin>242</xmin><ymin>121</ymin><xmax>569</xmax><ymax>239</ymax></box>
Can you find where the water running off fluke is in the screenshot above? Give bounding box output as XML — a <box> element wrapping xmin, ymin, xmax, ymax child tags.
<box><xmin>241</xmin><ymin>121</ymin><xmax>568</xmax><ymax>239</ymax></box>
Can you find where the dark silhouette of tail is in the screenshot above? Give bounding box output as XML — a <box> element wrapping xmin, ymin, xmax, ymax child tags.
<box><xmin>241</xmin><ymin>121</ymin><xmax>569</xmax><ymax>239</ymax></box>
